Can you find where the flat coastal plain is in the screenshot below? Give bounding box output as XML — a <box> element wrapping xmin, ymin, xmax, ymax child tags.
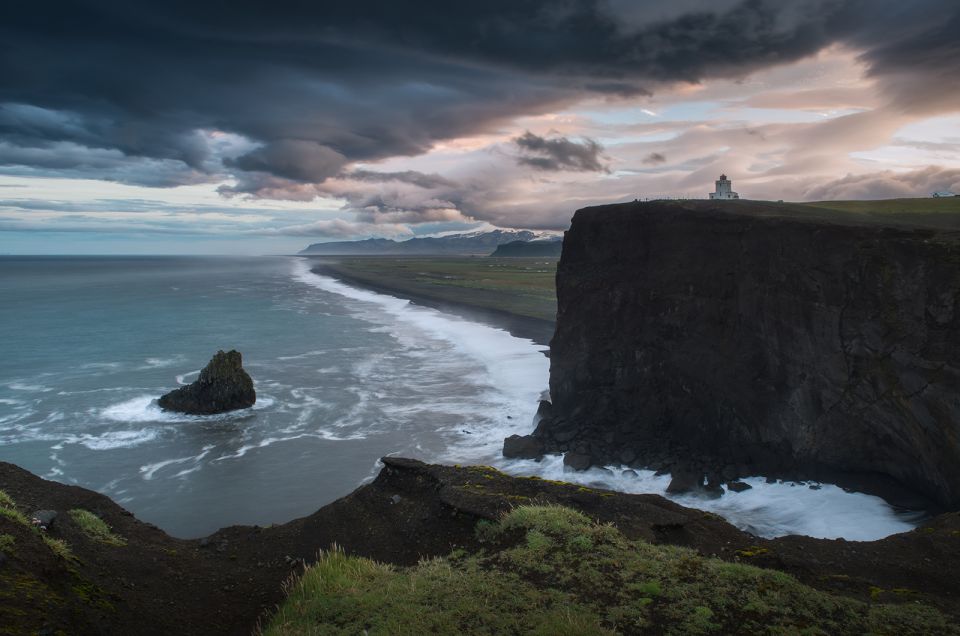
<box><xmin>305</xmin><ymin>256</ymin><xmax>558</xmax><ymax>345</ymax></box>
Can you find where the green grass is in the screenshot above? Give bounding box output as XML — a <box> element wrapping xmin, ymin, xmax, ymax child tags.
<box><xmin>0</xmin><ymin>489</ymin><xmax>30</xmax><ymax>528</ymax></box>
<box><xmin>802</xmin><ymin>198</ymin><xmax>960</xmax><ymax>214</ymax></box>
<box><xmin>0</xmin><ymin>489</ymin><xmax>15</xmax><ymax>509</ymax></box>
<box><xmin>265</xmin><ymin>547</ymin><xmax>610</xmax><ymax>636</ymax></box>
<box><xmin>264</xmin><ymin>505</ymin><xmax>956</xmax><ymax>636</ymax></box>
<box><xmin>795</xmin><ymin>197</ymin><xmax>960</xmax><ymax>229</ymax></box>
<box><xmin>0</xmin><ymin>505</ymin><xmax>31</xmax><ymax>528</ymax></box>
<box><xmin>68</xmin><ymin>509</ymin><xmax>126</xmax><ymax>547</ymax></box>
<box><xmin>0</xmin><ymin>533</ymin><xmax>14</xmax><ymax>554</ymax></box>
<box><xmin>41</xmin><ymin>536</ymin><xmax>74</xmax><ymax>561</ymax></box>
<box><xmin>656</xmin><ymin>198</ymin><xmax>960</xmax><ymax>231</ymax></box>
<box><xmin>0</xmin><ymin>488</ymin><xmax>75</xmax><ymax>561</ymax></box>
<box><xmin>311</xmin><ymin>257</ymin><xmax>558</xmax><ymax>323</ymax></box>
<box><xmin>304</xmin><ymin>198</ymin><xmax>960</xmax><ymax>327</ymax></box>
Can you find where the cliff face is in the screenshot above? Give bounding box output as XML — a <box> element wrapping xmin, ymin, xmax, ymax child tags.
<box><xmin>540</xmin><ymin>200</ymin><xmax>960</xmax><ymax>508</ymax></box>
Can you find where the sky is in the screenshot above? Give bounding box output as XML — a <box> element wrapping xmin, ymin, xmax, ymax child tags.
<box><xmin>1</xmin><ymin>0</ymin><xmax>959</xmax><ymax>254</ymax></box>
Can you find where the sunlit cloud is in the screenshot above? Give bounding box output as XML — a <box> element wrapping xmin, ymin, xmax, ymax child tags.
<box><xmin>0</xmin><ymin>2</ymin><xmax>958</xmax><ymax>252</ymax></box>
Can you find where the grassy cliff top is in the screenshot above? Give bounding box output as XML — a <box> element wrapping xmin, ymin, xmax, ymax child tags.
<box><xmin>580</xmin><ymin>197</ymin><xmax>960</xmax><ymax>231</ymax></box>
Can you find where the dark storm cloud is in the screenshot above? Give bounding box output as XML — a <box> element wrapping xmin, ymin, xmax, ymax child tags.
<box><xmin>514</xmin><ymin>132</ymin><xmax>608</xmax><ymax>172</ymax></box>
<box><xmin>0</xmin><ymin>0</ymin><xmax>957</xmax><ymax>194</ymax></box>
<box><xmin>0</xmin><ymin>140</ymin><xmax>211</xmax><ymax>187</ymax></box>
<box><xmin>225</xmin><ymin>140</ymin><xmax>347</xmax><ymax>186</ymax></box>
<box><xmin>852</xmin><ymin>7</ymin><xmax>960</xmax><ymax>112</ymax></box>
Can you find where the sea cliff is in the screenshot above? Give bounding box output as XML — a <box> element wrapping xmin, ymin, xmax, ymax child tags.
<box><xmin>530</xmin><ymin>200</ymin><xmax>960</xmax><ymax>509</ymax></box>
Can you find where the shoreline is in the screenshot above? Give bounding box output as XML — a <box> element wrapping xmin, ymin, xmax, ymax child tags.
<box><xmin>302</xmin><ymin>257</ymin><xmax>935</xmax><ymax>514</ymax></box>
<box><xmin>304</xmin><ymin>259</ymin><xmax>556</xmax><ymax>348</ymax></box>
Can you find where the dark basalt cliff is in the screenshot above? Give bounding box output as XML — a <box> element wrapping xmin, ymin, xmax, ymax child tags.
<box><xmin>530</xmin><ymin>200</ymin><xmax>960</xmax><ymax>509</ymax></box>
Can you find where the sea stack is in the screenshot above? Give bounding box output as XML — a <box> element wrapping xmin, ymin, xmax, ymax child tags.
<box><xmin>158</xmin><ymin>350</ymin><xmax>256</xmax><ymax>415</ymax></box>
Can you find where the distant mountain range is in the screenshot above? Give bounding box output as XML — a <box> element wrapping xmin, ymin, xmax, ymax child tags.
<box><xmin>299</xmin><ymin>230</ymin><xmax>561</xmax><ymax>256</ymax></box>
<box><xmin>490</xmin><ymin>239</ymin><xmax>563</xmax><ymax>257</ymax></box>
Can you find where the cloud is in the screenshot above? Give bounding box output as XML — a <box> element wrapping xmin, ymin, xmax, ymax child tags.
<box><xmin>0</xmin><ymin>139</ymin><xmax>213</xmax><ymax>188</ymax></box>
<box><xmin>741</xmin><ymin>87</ymin><xmax>874</xmax><ymax>111</ymax></box>
<box><xmin>227</xmin><ymin>140</ymin><xmax>347</xmax><ymax>183</ymax></box>
<box><xmin>354</xmin><ymin>207</ymin><xmax>467</xmax><ymax>225</ymax></box>
<box><xmin>346</xmin><ymin>170</ymin><xmax>457</xmax><ymax>190</ymax></box>
<box><xmin>514</xmin><ymin>132</ymin><xmax>607</xmax><ymax>172</ymax></box>
<box><xmin>251</xmin><ymin>218</ymin><xmax>414</xmax><ymax>239</ymax></box>
<box><xmin>0</xmin><ymin>194</ymin><xmax>415</xmax><ymax>239</ymax></box>
<box><xmin>852</xmin><ymin>4</ymin><xmax>960</xmax><ymax>113</ymax></box>
<box><xmin>801</xmin><ymin>166</ymin><xmax>960</xmax><ymax>200</ymax></box>
<box><xmin>1</xmin><ymin>1</ymin><xmax>957</xmax><ymax>194</ymax></box>
<box><xmin>0</xmin><ymin>0</ymin><xmax>958</xmax><ymax>250</ymax></box>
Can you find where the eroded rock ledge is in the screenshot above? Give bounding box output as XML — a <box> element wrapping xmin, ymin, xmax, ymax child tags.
<box><xmin>2</xmin><ymin>458</ymin><xmax>960</xmax><ymax>634</ymax></box>
<box><xmin>516</xmin><ymin>200</ymin><xmax>960</xmax><ymax>509</ymax></box>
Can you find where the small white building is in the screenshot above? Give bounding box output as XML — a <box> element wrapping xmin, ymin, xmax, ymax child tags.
<box><xmin>932</xmin><ymin>191</ymin><xmax>957</xmax><ymax>197</ymax></box>
<box><xmin>709</xmin><ymin>174</ymin><xmax>739</xmax><ymax>200</ymax></box>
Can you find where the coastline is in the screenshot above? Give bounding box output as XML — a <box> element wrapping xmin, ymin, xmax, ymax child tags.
<box><xmin>304</xmin><ymin>259</ymin><xmax>556</xmax><ymax>348</ymax></box>
<box><xmin>301</xmin><ymin>256</ymin><xmax>932</xmax><ymax>514</ymax></box>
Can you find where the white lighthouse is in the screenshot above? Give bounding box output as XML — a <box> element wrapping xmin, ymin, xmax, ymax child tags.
<box><xmin>709</xmin><ymin>174</ymin><xmax>739</xmax><ymax>200</ymax></box>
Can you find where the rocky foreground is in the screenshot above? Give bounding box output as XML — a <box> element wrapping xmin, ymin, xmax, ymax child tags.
<box><xmin>1</xmin><ymin>458</ymin><xmax>959</xmax><ymax>634</ymax></box>
<box><xmin>513</xmin><ymin>200</ymin><xmax>960</xmax><ymax>510</ymax></box>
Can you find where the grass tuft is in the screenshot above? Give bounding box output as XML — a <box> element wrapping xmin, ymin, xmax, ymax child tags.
<box><xmin>0</xmin><ymin>533</ymin><xmax>14</xmax><ymax>554</ymax></box>
<box><xmin>0</xmin><ymin>506</ymin><xmax>31</xmax><ymax>528</ymax></box>
<box><xmin>497</xmin><ymin>503</ymin><xmax>594</xmax><ymax>539</ymax></box>
<box><xmin>41</xmin><ymin>536</ymin><xmax>73</xmax><ymax>561</ymax></box>
<box><xmin>68</xmin><ymin>509</ymin><xmax>126</xmax><ymax>546</ymax></box>
<box><xmin>0</xmin><ymin>490</ymin><xmax>31</xmax><ymax>528</ymax></box>
<box><xmin>265</xmin><ymin>505</ymin><xmax>958</xmax><ymax>635</ymax></box>
<box><xmin>0</xmin><ymin>489</ymin><xmax>76</xmax><ymax>560</ymax></box>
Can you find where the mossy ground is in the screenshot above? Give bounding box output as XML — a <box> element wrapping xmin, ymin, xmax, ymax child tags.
<box><xmin>264</xmin><ymin>505</ymin><xmax>956</xmax><ymax>636</ymax></box>
<box><xmin>783</xmin><ymin>197</ymin><xmax>960</xmax><ymax>230</ymax></box>
<box><xmin>0</xmin><ymin>489</ymin><xmax>82</xmax><ymax>634</ymax></box>
<box><xmin>801</xmin><ymin>197</ymin><xmax>960</xmax><ymax>217</ymax></box>
<box><xmin>0</xmin><ymin>488</ymin><xmax>75</xmax><ymax>561</ymax></box>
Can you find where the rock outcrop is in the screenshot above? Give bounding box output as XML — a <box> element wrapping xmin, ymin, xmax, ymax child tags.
<box><xmin>3</xmin><ymin>458</ymin><xmax>960</xmax><ymax>634</ymax></box>
<box><xmin>158</xmin><ymin>350</ymin><xmax>255</xmax><ymax>415</ymax></box>
<box><xmin>522</xmin><ymin>200</ymin><xmax>960</xmax><ymax>509</ymax></box>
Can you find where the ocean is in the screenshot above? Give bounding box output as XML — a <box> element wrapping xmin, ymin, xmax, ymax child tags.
<box><xmin>0</xmin><ymin>256</ymin><xmax>921</xmax><ymax>540</ymax></box>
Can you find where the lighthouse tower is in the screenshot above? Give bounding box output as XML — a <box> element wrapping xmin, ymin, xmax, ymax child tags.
<box><xmin>709</xmin><ymin>174</ymin><xmax>739</xmax><ymax>200</ymax></box>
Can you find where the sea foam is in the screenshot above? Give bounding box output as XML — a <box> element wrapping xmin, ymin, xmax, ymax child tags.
<box><xmin>292</xmin><ymin>260</ymin><xmax>549</xmax><ymax>457</ymax></box>
<box><xmin>99</xmin><ymin>394</ymin><xmax>274</xmax><ymax>424</ymax></box>
<box><xmin>140</xmin><ymin>445</ymin><xmax>214</xmax><ymax>480</ymax></box>
<box><xmin>74</xmin><ymin>429</ymin><xmax>161</xmax><ymax>451</ymax></box>
<box><xmin>503</xmin><ymin>454</ymin><xmax>920</xmax><ymax>540</ymax></box>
